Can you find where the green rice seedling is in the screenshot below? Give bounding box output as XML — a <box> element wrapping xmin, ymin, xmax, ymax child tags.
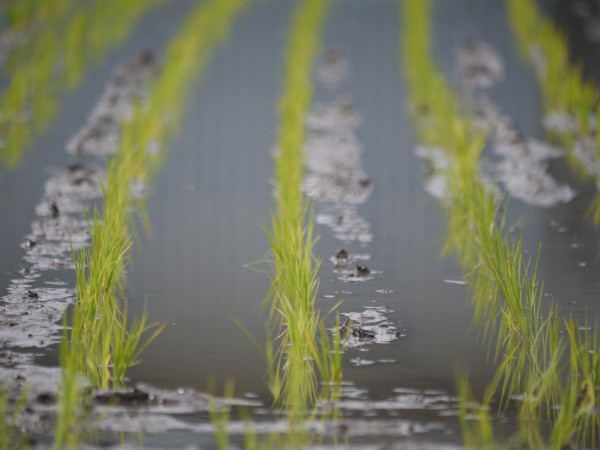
<box><xmin>457</xmin><ymin>371</ymin><xmax>496</xmax><ymax>450</ymax></box>
<box><xmin>55</xmin><ymin>326</ymin><xmax>88</xmax><ymax>449</ymax></box>
<box><xmin>208</xmin><ymin>378</ymin><xmax>236</xmax><ymax>450</ymax></box>
<box><xmin>560</xmin><ymin>316</ymin><xmax>600</xmax><ymax>447</ymax></box>
<box><xmin>266</xmin><ymin>0</ymin><xmax>337</xmax><ymax>409</ymax></box>
<box><xmin>0</xmin><ymin>386</ymin><xmax>29</xmax><ymax>450</ymax></box>
<box><xmin>0</xmin><ymin>0</ymin><xmax>164</xmax><ymax>170</ymax></box>
<box><xmin>251</xmin><ymin>0</ymin><xmax>346</xmax><ymax>447</ymax></box>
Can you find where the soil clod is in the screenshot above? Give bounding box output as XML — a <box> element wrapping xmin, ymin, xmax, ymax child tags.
<box><xmin>36</xmin><ymin>392</ymin><xmax>56</xmax><ymax>404</ymax></box>
<box><xmin>354</xmin><ymin>265</ymin><xmax>370</xmax><ymax>277</ymax></box>
<box><xmin>49</xmin><ymin>201</ymin><xmax>59</xmax><ymax>218</ymax></box>
<box><xmin>335</xmin><ymin>249</ymin><xmax>349</xmax><ymax>267</ymax></box>
<box><xmin>94</xmin><ymin>388</ymin><xmax>151</xmax><ymax>406</ymax></box>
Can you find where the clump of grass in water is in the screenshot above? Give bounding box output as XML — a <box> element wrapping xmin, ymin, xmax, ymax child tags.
<box><xmin>402</xmin><ymin>0</ymin><xmax>599</xmax><ymax>447</ymax></box>
<box><xmin>0</xmin><ymin>0</ymin><xmax>164</xmax><ymax>170</ymax></box>
<box><xmin>56</xmin><ymin>0</ymin><xmax>249</xmax><ymax>445</ymax></box>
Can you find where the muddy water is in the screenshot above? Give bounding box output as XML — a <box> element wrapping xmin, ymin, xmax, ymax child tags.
<box><xmin>2</xmin><ymin>0</ymin><xmax>600</xmax><ymax>447</ymax></box>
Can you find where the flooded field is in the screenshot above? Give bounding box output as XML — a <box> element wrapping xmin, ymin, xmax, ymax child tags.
<box><xmin>2</xmin><ymin>0</ymin><xmax>600</xmax><ymax>448</ymax></box>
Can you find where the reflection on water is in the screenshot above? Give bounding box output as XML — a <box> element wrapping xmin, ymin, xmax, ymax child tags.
<box><xmin>0</xmin><ymin>0</ymin><xmax>164</xmax><ymax>170</ymax></box>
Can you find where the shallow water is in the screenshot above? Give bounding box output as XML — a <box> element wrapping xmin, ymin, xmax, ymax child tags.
<box><xmin>1</xmin><ymin>0</ymin><xmax>600</xmax><ymax>448</ymax></box>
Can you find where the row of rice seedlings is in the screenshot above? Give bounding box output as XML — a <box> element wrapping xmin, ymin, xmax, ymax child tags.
<box><xmin>260</xmin><ymin>0</ymin><xmax>342</xmax><ymax>446</ymax></box>
<box><xmin>401</xmin><ymin>0</ymin><xmax>599</xmax><ymax>447</ymax></box>
<box><xmin>56</xmin><ymin>0</ymin><xmax>249</xmax><ymax>446</ymax></box>
<box><xmin>0</xmin><ymin>0</ymin><xmax>164</xmax><ymax>170</ymax></box>
<box><xmin>506</xmin><ymin>0</ymin><xmax>600</xmax><ymax>219</ymax></box>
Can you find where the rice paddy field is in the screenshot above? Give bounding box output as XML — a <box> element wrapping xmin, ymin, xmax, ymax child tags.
<box><xmin>2</xmin><ymin>0</ymin><xmax>600</xmax><ymax>448</ymax></box>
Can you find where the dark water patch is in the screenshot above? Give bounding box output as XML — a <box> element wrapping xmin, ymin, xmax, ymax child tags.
<box><xmin>553</xmin><ymin>0</ymin><xmax>600</xmax><ymax>82</ymax></box>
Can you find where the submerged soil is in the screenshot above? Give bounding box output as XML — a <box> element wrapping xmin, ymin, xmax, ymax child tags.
<box><xmin>1</xmin><ymin>0</ymin><xmax>600</xmax><ymax>448</ymax></box>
